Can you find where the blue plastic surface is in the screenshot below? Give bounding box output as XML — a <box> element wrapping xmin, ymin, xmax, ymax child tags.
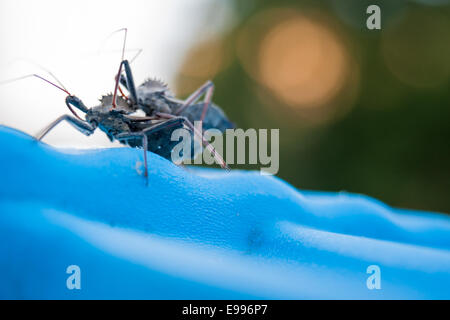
<box><xmin>0</xmin><ymin>125</ymin><xmax>449</xmax><ymax>299</ymax></box>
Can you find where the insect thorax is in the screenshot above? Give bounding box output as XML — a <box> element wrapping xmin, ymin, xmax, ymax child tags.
<box><xmin>136</xmin><ymin>78</ymin><xmax>177</xmax><ymax>115</ymax></box>
<box><xmin>85</xmin><ymin>94</ymin><xmax>134</xmax><ymax>135</ymax></box>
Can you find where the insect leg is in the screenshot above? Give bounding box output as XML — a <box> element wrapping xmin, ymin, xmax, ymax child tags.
<box><xmin>120</xmin><ymin>60</ymin><xmax>137</xmax><ymax>103</ymax></box>
<box><xmin>116</xmin><ymin>118</ymin><xmax>186</xmax><ymax>143</ymax></box>
<box><xmin>174</xmin><ymin>80</ymin><xmax>215</xmax><ymax>124</ymax></box>
<box><xmin>113</xmin><ymin>58</ymin><xmax>139</xmax><ymax>106</ymax></box>
<box><xmin>116</xmin><ymin>49</ymin><xmax>143</xmax><ymax>94</ymax></box>
<box><xmin>183</xmin><ymin>117</ymin><xmax>229</xmax><ymax>170</ymax></box>
<box><xmin>35</xmin><ymin>115</ymin><xmax>95</xmax><ymax>141</ymax></box>
<box><xmin>117</xmin><ymin>120</ymin><xmax>184</xmax><ymax>183</ymax></box>
<box><xmin>115</xmin><ymin>117</ymin><xmax>193</xmax><ymax>182</ymax></box>
<box><xmin>156</xmin><ymin>113</ymin><xmax>229</xmax><ymax>170</ymax></box>
<box><xmin>142</xmin><ymin>134</ymin><xmax>148</xmax><ymax>181</ymax></box>
<box><xmin>116</xmin><ymin>132</ymin><xmax>148</xmax><ymax>183</ymax></box>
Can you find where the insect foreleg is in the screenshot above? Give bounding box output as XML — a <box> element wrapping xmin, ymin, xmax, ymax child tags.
<box><xmin>122</xmin><ymin>60</ymin><xmax>137</xmax><ymax>103</ymax></box>
<box><xmin>35</xmin><ymin>115</ymin><xmax>95</xmax><ymax>141</ymax></box>
<box><xmin>113</xmin><ymin>59</ymin><xmax>138</xmax><ymax>107</ymax></box>
<box><xmin>116</xmin><ymin>60</ymin><xmax>138</xmax><ymax>104</ymax></box>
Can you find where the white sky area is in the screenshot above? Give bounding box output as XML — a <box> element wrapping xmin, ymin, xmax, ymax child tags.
<box><xmin>0</xmin><ymin>0</ymin><xmax>234</xmax><ymax>147</ymax></box>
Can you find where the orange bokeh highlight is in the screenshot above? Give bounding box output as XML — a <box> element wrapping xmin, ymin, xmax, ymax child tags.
<box><xmin>257</xmin><ymin>15</ymin><xmax>349</xmax><ymax>109</ymax></box>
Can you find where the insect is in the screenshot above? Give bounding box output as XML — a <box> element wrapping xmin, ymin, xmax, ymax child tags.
<box><xmin>2</xmin><ymin>29</ymin><xmax>233</xmax><ymax>183</ymax></box>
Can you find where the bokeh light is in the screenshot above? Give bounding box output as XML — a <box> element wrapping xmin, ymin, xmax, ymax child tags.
<box><xmin>235</xmin><ymin>8</ymin><xmax>359</xmax><ymax>125</ymax></box>
<box><xmin>258</xmin><ymin>15</ymin><xmax>348</xmax><ymax>108</ymax></box>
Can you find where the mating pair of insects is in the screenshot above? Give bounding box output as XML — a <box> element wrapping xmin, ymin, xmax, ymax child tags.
<box><xmin>6</xmin><ymin>29</ymin><xmax>233</xmax><ymax>182</ymax></box>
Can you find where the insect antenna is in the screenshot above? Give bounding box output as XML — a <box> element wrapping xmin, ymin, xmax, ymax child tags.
<box><xmin>0</xmin><ymin>74</ymin><xmax>70</xmax><ymax>95</ymax></box>
<box><xmin>0</xmin><ymin>73</ymin><xmax>83</xmax><ymax>120</ymax></box>
<box><xmin>38</xmin><ymin>67</ymin><xmax>70</xmax><ymax>94</ymax></box>
<box><xmin>96</xmin><ymin>47</ymin><xmax>142</xmax><ymax>65</ymax></box>
<box><xmin>129</xmin><ymin>48</ymin><xmax>143</xmax><ymax>64</ymax></box>
<box><xmin>12</xmin><ymin>58</ymin><xmax>71</xmax><ymax>94</ymax></box>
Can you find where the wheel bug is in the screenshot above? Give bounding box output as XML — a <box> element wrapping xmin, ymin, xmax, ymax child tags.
<box><xmin>1</xmin><ymin>28</ymin><xmax>233</xmax><ymax>183</ymax></box>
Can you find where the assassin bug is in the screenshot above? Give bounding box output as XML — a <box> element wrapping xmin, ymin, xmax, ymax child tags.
<box><xmin>2</xmin><ymin>29</ymin><xmax>233</xmax><ymax>183</ymax></box>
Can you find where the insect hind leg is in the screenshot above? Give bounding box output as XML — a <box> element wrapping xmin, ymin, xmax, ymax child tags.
<box><xmin>174</xmin><ymin>80</ymin><xmax>214</xmax><ymax>122</ymax></box>
<box><xmin>156</xmin><ymin>112</ymin><xmax>229</xmax><ymax>170</ymax></box>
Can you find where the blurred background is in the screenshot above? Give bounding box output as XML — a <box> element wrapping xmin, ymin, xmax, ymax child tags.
<box><xmin>0</xmin><ymin>0</ymin><xmax>449</xmax><ymax>213</ymax></box>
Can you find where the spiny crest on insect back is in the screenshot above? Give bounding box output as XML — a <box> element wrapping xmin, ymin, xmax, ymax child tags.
<box><xmin>99</xmin><ymin>94</ymin><xmax>130</xmax><ymax>110</ymax></box>
<box><xmin>140</xmin><ymin>78</ymin><xmax>173</xmax><ymax>96</ymax></box>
